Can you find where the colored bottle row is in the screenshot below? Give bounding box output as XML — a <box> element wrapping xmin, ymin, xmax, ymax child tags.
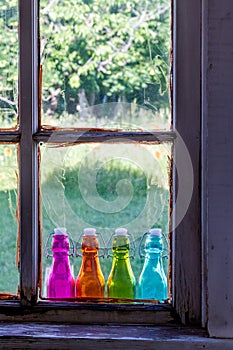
<box><xmin>46</xmin><ymin>227</ymin><xmax>167</xmax><ymax>302</ymax></box>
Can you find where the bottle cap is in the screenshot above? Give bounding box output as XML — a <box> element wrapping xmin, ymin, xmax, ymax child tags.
<box><xmin>54</xmin><ymin>227</ymin><xmax>68</xmax><ymax>236</ymax></box>
<box><xmin>83</xmin><ymin>228</ymin><xmax>97</xmax><ymax>236</ymax></box>
<box><xmin>149</xmin><ymin>228</ymin><xmax>162</xmax><ymax>237</ymax></box>
<box><xmin>114</xmin><ymin>227</ymin><xmax>128</xmax><ymax>236</ymax></box>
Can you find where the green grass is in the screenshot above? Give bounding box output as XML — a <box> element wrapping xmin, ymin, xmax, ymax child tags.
<box><xmin>0</xmin><ymin>190</ymin><xmax>19</xmax><ymax>294</ymax></box>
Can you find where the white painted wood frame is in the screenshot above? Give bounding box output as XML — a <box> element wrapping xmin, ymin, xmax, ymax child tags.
<box><xmin>203</xmin><ymin>0</ymin><xmax>233</xmax><ymax>338</ymax></box>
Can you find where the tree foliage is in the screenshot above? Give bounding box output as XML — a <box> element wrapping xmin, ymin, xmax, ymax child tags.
<box><xmin>0</xmin><ymin>0</ymin><xmax>18</xmax><ymax>122</ymax></box>
<box><xmin>0</xmin><ymin>0</ymin><xmax>171</xmax><ymax>119</ymax></box>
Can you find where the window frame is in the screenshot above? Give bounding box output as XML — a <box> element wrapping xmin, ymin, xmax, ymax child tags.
<box><xmin>172</xmin><ymin>0</ymin><xmax>202</xmax><ymax>325</ymax></box>
<box><xmin>202</xmin><ymin>0</ymin><xmax>233</xmax><ymax>338</ymax></box>
<box><xmin>0</xmin><ymin>0</ymin><xmax>206</xmax><ymax>330</ymax></box>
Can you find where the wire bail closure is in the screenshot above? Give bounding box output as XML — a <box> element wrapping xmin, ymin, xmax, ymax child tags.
<box><xmin>106</xmin><ymin>230</ymin><xmax>136</xmax><ymax>259</ymax></box>
<box><xmin>139</xmin><ymin>230</ymin><xmax>168</xmax><ymax>259</ymax></box>
<box><xmin>75</xmin><ymin>231</ymin><xmax>105</xmax><ymax>258</ymax></box>
<box><xmin>45</xmin><ymin>230</ymin><xmax>75</xmax><ymax>258</ymax></box>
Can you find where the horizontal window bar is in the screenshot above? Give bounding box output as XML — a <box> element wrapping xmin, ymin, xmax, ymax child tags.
<box><xmin>0</xmin><ymin>131</ymin><xmax>20</xmax><ymax>142</ymax></box>
<box><xmin>34</xmin><ymin>130</ymin><xmax>176</xmax><ymax>144</ymax></box>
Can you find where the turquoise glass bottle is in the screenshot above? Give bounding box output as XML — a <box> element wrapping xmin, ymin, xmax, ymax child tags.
<box><xmin>107</xmin><ymin>228</ymin><xmax>136</xmax><ymax>299</ymax></box>
<box><xmin>138</xmin><ymin>228</ymin><xmax>167</xmax><ymax>302</ymax></box>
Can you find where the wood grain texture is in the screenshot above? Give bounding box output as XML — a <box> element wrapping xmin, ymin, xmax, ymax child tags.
<box><xmin>34</xmin><ymin>130</ymin><xmax>176</xmax><ymax>144</ymax></box>
<box><xmin>19</xmin><ymin>0</ymin><xmax>39</xmax><ymax>305</ymax></box>
<box><xmin>0</xmin><ymin>302</ymin><xmax>173</xmax><ymax>325</ymax></box>
<box><xmin>0</xmin><ymin>324</ymin><xmax>233</xmax><ymax>349</ymax></box>
<box><xmin>204</xmin><ymin>0</ymin><xmax>233</xmax><ymax>338</ymax></box>
<box><xmin>173</xmin><ymin>0</ymin><xmax>202</xmax><ymax>325</ymax></box>
<box><xmin>0</xmin><ymin>131</ymin><xmax>20</xmax><ymax>142</ymax></box>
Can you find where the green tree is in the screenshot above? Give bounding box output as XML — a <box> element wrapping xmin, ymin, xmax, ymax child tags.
<box><xmin>0</xmin><ymin>0</ymin><xmax>171</xmax><ymax>120</ymax></box>
<box><xmin>40</xmin><ymin>0</ymin><xmax>170</xmax><ymax>115</ymax></box>
<box><xmin>0</xmin><ymin>0</ymin><xmax>18</xmax><ymax>123</ymax></box>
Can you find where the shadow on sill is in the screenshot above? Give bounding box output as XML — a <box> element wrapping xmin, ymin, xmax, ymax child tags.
<box><xmin>0</xmin><ymin>324</ymin><xmax>233</xmax><ymax>349</ymax></box>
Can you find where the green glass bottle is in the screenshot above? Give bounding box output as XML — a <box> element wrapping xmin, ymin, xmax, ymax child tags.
<box><xmin>107</xmin><ymin>228</ymin><xmax>136</xmax><ymax>299</ymax></box>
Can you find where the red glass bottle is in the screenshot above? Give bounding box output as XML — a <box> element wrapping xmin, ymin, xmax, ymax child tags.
<box><xmin>76</xmin><ymin>228</ymin><xmax>105</xmax><ymax>298</ymax></box>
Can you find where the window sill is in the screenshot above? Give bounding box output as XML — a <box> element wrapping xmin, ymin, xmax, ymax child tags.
<box><xmin>0</xmin><ymin>301</ymin><xmax>173</xmax><ymax>325</ymax></box>
<box><xmin>0</xmin><ymin>324</ymin><xmax>233</xmax><ymax>349</ymax></box>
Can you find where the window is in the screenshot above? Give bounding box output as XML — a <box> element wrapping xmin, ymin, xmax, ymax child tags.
<box><xmin>0</xmin><ymin>0</ymin><xmax>199</xmax><ymax>319</ymax></box>
<box><xmin>0</xmin><ymin>0</ymin><xmax>198</xmax><ymax>322</ymax></box>
<box><xmin>0</xmin><ymin>0</ymin><xmax>171</xmax><ymax>301</ymax></box>
<box><xmin>1</xmin><ymin>0</ymin><xmax>233</xmax><ymax>342</ymax></box>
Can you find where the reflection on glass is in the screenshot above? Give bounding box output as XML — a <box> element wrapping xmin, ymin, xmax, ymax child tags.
<box><xmin>40</xmin><ymin>0</ymin><xmax>171</xmax><ymax>130</ymax></box>
<box><xmin>40</xmin><ymin>142</ymin><xmax>170</xmax><ymax>298</ymax></box>
<box><xmin>0</xmin><ymin>1</ymin><xmax>18</xmax><ymax>128</ymax></box>
<box><xmin>0</xmin><ymin>145</ymin><xmax>19</xmax><ymax>294</ymax></box>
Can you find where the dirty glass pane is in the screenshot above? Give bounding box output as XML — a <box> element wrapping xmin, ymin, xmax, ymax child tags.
<box><xmin>0</xmin><ymin>144</ymin><xmax>19</xmax><ymax>295</ymax></box>
<box><xmin>40</xmin><ymin>0</ymin><xmax>171</xmax><ymax>130</ymax></box>
<box><xmin>0</xmin><ymin>1</ymin><xmax>18</xmax><ymax>128</ymax></box>
<box><xmin>40</xmin><ymin>142</ymin><xmax>171</xmax><ymax>300</ymax></box>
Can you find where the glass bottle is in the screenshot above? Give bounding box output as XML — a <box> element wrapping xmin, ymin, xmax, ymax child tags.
<box><xmin>46</xmin><ymin>227</ymin><xmax>75</xmax><ymax>299</ymax></box>
<box><xmin>107</xmin><ymin>228</ymin><xmax>136</xmax><ymax>299</ymax></box>
<box><xmin>76</xmin><ymin>228</ymin><xmax>105</xmax><ymax>298</ymax></box>
<box><xmin>138</xmin><ymin>228</ymin><xmax>167</xmax><ymax>302</ymax></box>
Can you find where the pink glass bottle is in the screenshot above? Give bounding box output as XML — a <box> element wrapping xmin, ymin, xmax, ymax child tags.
<box><xmin>46</xmin><ymin>227</ymin><xmax>75</xmax><ymax>299</ymax></box>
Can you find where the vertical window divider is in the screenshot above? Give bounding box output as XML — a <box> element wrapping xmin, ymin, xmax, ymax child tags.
<box><xmin>172</xmin><ymin>0</ymin><xmax>202</xmax><ymax>325</ymax></box>
<box><xmin>19</xmin><ymin>0</ymin><xmax>39</xmax><ymax>305</ymax></box>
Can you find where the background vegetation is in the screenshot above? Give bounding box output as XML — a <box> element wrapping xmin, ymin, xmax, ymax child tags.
<box><xmin>0</xmin><ymin>0</ymin><xmax>170</xmax><ymax>126</ymax></box>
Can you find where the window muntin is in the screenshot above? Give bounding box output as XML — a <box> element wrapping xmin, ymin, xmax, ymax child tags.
<box><xmin>0</xmin><ymin>1</ymin><xmax>18</xmax><ymax>129</ymax></box>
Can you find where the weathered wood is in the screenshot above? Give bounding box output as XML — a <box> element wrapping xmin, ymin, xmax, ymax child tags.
<box><xmin>34</xmin><ymin>130</ymin><xmax>176</xmax><ymax>144</ymax></box>
<box><xmin>0</xmin><ymin>302</ymin><xmax>173</xmax><ymax>325</ymax></box>
<box><xmin>19</xmin><ymin>0</ymin><xmax>39</xmax><ymax>305</ymax></box>
<box><xmin>0</xmin><ymin>131</ymin><xmax>20</xmax><ymax>142</ymax></box>
<box><xmin>0</xmin><ymin>324</ymin><xmax>233</xmax><ymax>349</ymax></box>
<box><xmin>204</xmin><ymin>0</ymin><xmax>233</xmax><ymax>338</ymax></box>
<box><xmin>172</xmin><ymin>0</ymin><xmax>202</xmax><ymax>324</ymax></box>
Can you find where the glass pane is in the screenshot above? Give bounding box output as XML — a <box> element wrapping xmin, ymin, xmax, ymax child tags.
<box><xmin>0</xmin><ymin>145</ymin><xmax>19</xmax><ymax>295</ymax></box>
<box><xmin>0</xmin><ymin>1</ymin><xmax>18</xmax><ymax>128</ymax></box>
<box><xmin>40</xmin><ymin>0</ymin><xmax>171</xmax><ymax>130</ymax></box>
<box><xmin>40</xmin><ymin>142</ymin><xmax>171</xmax><ymax>301</ymax></box>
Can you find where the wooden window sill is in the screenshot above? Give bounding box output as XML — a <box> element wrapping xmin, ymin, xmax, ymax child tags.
<box><xmin>0</xmin><ymin>324</ymin><xmax>233</xmax><ymax>349</ymax></box>
<box><xmin>0</xmin><ymin>301</ymin><xmax>173</xmax><ymax>325</ymax></box>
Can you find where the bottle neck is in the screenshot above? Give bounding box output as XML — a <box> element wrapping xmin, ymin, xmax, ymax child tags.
<box><xmin>52</xmin><ymin>251</ymin><xmax>69</xmax><ymax>259</ymax></box>
<box><xmin>81</xmin><ymin>250</ymin><xmax>102</xmax><ymax>273</ymax></box>
<box><xmin>113</xmin><ymin>250</ymin><xmax>130</xmax><ymax>260</ymax></box>
<box><xmin>51</xmin><ymin>252</ymin><xmax>72</xmax><ymax>276</ymax></box>
<box><xmin>82</xmin><ymin>246</ymin><xmax>99</xmax><ymax>257</ymax></box>
<box><xmin>111</xmin><ymin>251</ymin><xmax>134</xmax><ymax>280</ymax></box>
<box><xmin>82</xmin><ymin>252</ymin><xmax>99</xmax><ymax>262</ymax></box>
<box><xmin>144</xmin><ymin>252</ymin><xmax>161</xmax><ymax>262</ymax></box>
